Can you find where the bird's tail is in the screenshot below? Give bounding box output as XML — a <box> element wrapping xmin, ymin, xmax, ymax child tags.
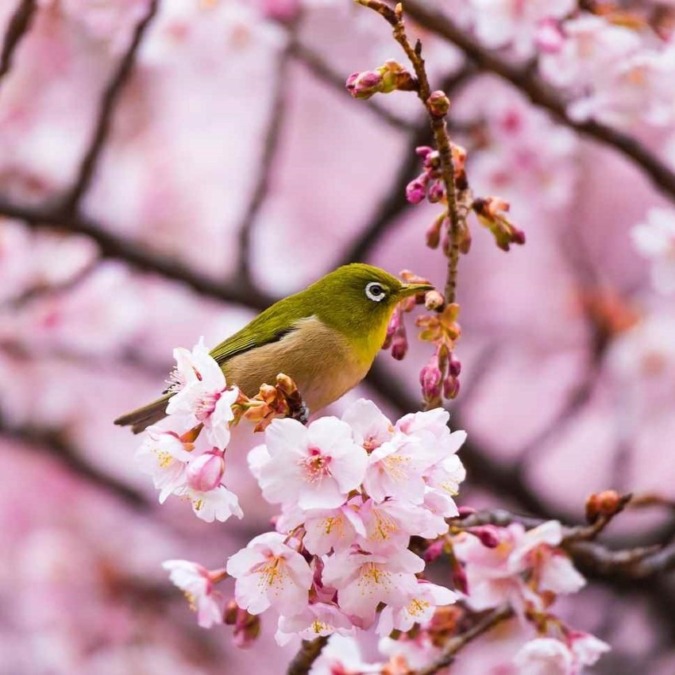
<box><xmin>114</xmin><ymin>393</ymin><xmax>172</xmax><ymax>434</ymax></box>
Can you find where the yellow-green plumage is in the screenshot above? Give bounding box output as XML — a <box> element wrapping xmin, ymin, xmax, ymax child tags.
<box><xmin>114</xmin><ymin>263</ymin><xmax>432</xmax><ymax>433</ymax></box>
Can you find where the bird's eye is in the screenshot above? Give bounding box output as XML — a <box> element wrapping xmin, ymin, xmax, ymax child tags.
<box><xmin>365</xmin><ymin>281</ymin><xmax>387</xmax><ymax>302</ymax></box>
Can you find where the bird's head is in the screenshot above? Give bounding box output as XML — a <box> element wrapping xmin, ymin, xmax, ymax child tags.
<box><xmin>308</xmin><ymin>263</ymin><xmax>433</xmax><ymax>350</ymax></box>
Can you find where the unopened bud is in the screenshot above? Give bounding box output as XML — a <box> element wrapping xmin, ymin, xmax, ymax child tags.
<box><xmin>585</xmin><ymin>490</ymin><xmax>630</xmax><ymax>524</ymax></box>
<box><xmin>391</xmin><ymin>331</ymin><xmax>409</xmax><ymax>360</ymax></box>
<box><xmin>186</xmin><ymin>452</ymin><xmax>225</xmax><ymax>492</ymax></box>
<box><xmin>406</xmin><ymin>177</ymin><xmax>427</xmax><ymax>204</ymax></box>
<box><xmin>469</xmin><ymin>525</ymin><xmax>501</xmax><ymax>548</ymax></box>
<box><xmin>426</xmin><ymin>213</ymin><xmax>444</xmax><ymax>249</ymax></box>
<box><xmin>420</xmin><ymin>360</ymin><xmax>443</xmax><ymax>402</ymax></box>
<box><xmin>457</xmin><ymin>506</ymin><xmax>477</xmax><ymax>518</ymax></box>
<box><xmin>346</xmin><ymin>70</ymin><xmax>383</xmax><ymax>99</ymax></box>
<box><xmin>427</xmin><ymin>90</ymin><xmax>450</xmax><ymax>118</ymax></box>
<box><xmin>424</xmin><ymin>289</ymin><xmax>445</xmax><ymax>311</ymax></box>
<box><xmin>451</xmin><ymin>559</ymin><xmax>468</xmax><ymax>595</ymax></box>
<box><xmin>449</xmin><ymin>354</ymin><xmax>462</xmax><ymax>377</ymax></box>
<box><xmin>443</xmin><ymin>374</ymin><xmax>460</xmax><ymax>399</ymax></box>
<box><xmin>428</xmin><ymin>180</ymin><xmax>445</xmax><ymax>204</ymax></box>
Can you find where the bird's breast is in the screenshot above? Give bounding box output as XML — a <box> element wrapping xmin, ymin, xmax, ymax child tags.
<box><xmin>222</xmin><ymin>316</ymin><xmax>371</xmax><ymax>412</ymax></box>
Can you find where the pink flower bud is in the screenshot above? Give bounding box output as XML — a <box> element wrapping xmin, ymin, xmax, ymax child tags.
<box><xmin>443</xmin><ymin>374</ymin><xmax>460</xmax><ymax>400</ymax></box>
<box><xmin>406</xmin><ymin>177</ymin><xmax>427</xmax><ymax>204</ymax></box>
<box><xmin>187</xmin><ymin>452</ymin><xmax>225</xmax><ymax>492</ymax></box>
<box><xmin>457</xmin><ymin>506</ymin><xmax>476</xmax><ymax>518</ymax></box>
<box><xmin>420</xmin><ymin>360</ymin><xmax>443</xmax><ymax>401</ymax></box>
<box><xmin>416</xmin><ymin>145</ymin><xmax>433</xmax><ymax>160</ymax></box>
<box><xmin>469</xmin><ymin>525</ymin><xmax>501</xmax><ymax>549</ymax></box>
<box><xmin>424</xmin><ymin>289</ymin><xmax>445</xmax><ymax>311</ymax></box>
<box><xmin>391</xmin><ymin>328</ymin><xmax>409</xmax><ymax>360</ymax></box>
<box><xmin>426</xmin><ymin>214</ymin><xmax>444</xmax><ymax>249</ymax></box>
<box><xmin>427</xmin><ymin>90</ymin><xmax>450</xmax><ymax>118</ymax></box>
<box><xmin>449</xmin><ymin>354</ymin><xmax>462</xmax><ymax>377</ymax></box>
<box><xmin>345</xmin><ymin>70</ymin><xmax>383</xmax><ymax>99</ymax></box>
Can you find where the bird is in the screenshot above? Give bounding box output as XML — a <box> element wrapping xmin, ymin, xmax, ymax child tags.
<box><xmin>114</xmin><ymin>263</ymin><xmax>433</xmax><ymax>433</ymax></box>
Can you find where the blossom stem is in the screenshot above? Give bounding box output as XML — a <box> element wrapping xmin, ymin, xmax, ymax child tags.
<box><xmin>286</xmin><ymin>636</ymin><xmax>329</xmax><ymax>675</ymax></box>
<box><xmin>416</xmin><ymin>604</ymin><xmax>514</xmax><ymax>674</ymax></box>
<box><xmin>357</xmin><ymin>0</ymin><xmax>463</xmax><ymax>304</ymax></box>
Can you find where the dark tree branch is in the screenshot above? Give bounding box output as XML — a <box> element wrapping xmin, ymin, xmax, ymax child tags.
<box><xmin>403</xmin><ymin>0</ymin><xmax>675</xmax><ymax>203</ymax></box>
<box><xmin>0</xmin><ymin>413</ymin><xmax>150</xmax><ymax>509</ymax></box>
<box><xmin>0</xmin><ymin>198</ymin><xmax>275</xmax><ymax>310</ymax></box>
<box><xmin>0</xmin><ymin>0</ymin><xmax>37</xmax><ymax>83</ymax></box>
<box><xmin>237</xmin><ymin>36</ymin><xmax>294</xmax><ymax>281</ymax></box>
<box><xmin>287</xmin><ymin>636</ymin><xmax>329</xmax><ymax>675</ymax></box>
<box><xmin>60</xmin><ymin>0</ymin><xmax>159</xmax><ymax>214</ymax></box>
<box><xmin>416</xmin><ymin>605</ymin><xmax>514</xmax><ymax>675</ymax></box>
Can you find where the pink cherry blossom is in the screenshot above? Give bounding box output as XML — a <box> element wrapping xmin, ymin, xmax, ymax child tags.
<box><xmin>275</xmin><ymin>602</ymin><xmax>353</xmax><ymax>646</ymax></box>
<box><xmin>321</xmin><ymin>548</ymin><xmax>424</xmax><ymax>627</ymax></box>
<box><xmin>227</xmin><ymin>532</ymin><xmax>313</xmax><ymax>615</ymax></box>
<box><xmin>166</xmin><ymin>338</ymin><xmax>239</xmax><ymax>449</ymax></box>
<box><xmin>186</xmin><ymin>451</ymin><xmax>225</xmax><ymax>492</ymax></box>
<box><xmin>514</xmin><ymin>637</ymin><xmax>575</xmax><ymax>675</ymax></box>
<box><xmin>341</xmin><ymin>398</ymin><xmax>394</xmax><ymax>451</ymax></box>
<box><xmin>162</xmin><ymin>559</ymin><xmax>227</xmax><ymax>628</ymax></box>
<box><xmin>135</xmin><ymin>428</ymin><xmax>192</xmax><ymax>503</ymax></box>
<box><xmin>177</xmin><ymin>484</ymin><xmax>243</xmax><ymax>523</ymax></box>
<box><xmin>632</xmin><ymin>208</ymin><xmax>675</xmax><ymax>294</ymax></box>
<box><xmin>376</xmin><ymin>580</ymin><xmax>457</xmax><ymax>636</ymax></box>
<box><xmin>252</xmin><ymin>417</ymin><xmax>368</xmax><ymax>510</ymax></box>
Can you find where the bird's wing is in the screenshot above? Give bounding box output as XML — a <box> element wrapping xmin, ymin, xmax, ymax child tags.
<box><xmin>209</xmin><ymin>295</ymin><xmax>309</xmax><ymax>365</ymax></box>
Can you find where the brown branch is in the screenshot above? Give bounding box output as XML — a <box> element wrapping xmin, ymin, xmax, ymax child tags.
<box><xmin>0</xmin><ymin>412</ymin><xmax>150</xmax><ymax>509</ymax></box>
<box><xmin>402</xmin><ymin>0</ymin><xmax>675</xmax><ymax>203</ymax></box>
<box><xmin>338</xmin><ymin>65</ymin><xmax>475</xmax><ymax>267</ymax></box>
<box><xmin>237</xmin><ymin>36</ymin><xmax>294</xmax><ymax>281</ymax></box>
<box><xmin>60</xmin><ymin>0</ymin><xmax>159</xmax><ymax>214</ymax></box>
<box><xmin>0</xmin><ymin>0</ymin><xmax>37</xmax><ymax>83</ymax></box>
<box><xmin>287</xmin><ymin>636</ymin><xmax>329</xmax><ymax>675</ymax></box>
<box><xmin>416</xmin><ymin>605</ymin><xmax>514</xmax><ymax>675</ymax></box>
<box><xmin>0</xmin><ymin>198</ymin><xmax>275</xmax><ymax>310</ymax></box>
<box><xmin>358</xmin><ymin>1</ymin><xmax>464</xmax><ymax>303</ymax></box>
<box><xmin>290</xmin><ymin>40</ymin><xmax>416</xmax><ymax>132</ymax></box>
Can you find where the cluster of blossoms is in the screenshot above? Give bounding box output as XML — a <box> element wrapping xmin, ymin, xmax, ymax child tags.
<box><xmin>136</xmin><ymin>340</ymin><xmax>610</xmax><ymax>672</ymax></box>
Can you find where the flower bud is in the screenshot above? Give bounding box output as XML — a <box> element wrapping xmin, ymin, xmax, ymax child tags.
<box><xmin>406</xmin><ymin>177</ymin><xmax>427</xmax><ymax>204</ymax></box>
<box><xmin>585</xmin><ymin>490</ymin><xmax>629</xmax><ymax>524</ymax></box>
<box><xmin>449</xmin><ymin>354</ymin><xmax>462</xmax><ymax>377</ymax></box>
<box><xmin>424</xmin><ymin>539</ymin><xmax>445</xmax><ymax>563</ymax></box>
<box><xmin>420</xmin><ymin>359</ymin><xmax>443</xmax><ymax>403</ymax></box>
<box><xmin>346</xmin><ymin>70</ymin><xmax>383</xmax><ymax>99</ymax></box>
<box><xmin>186</xmin><ymin>451</ymin><xmax>225</xmax><ymax>492</ymax></box>
<box><xmin>451</xmin><ymin>559</ymin><xmax>468</xmax><ymax>595</ymax></box>
<box><xmin>425</xmin><ymin>213</ymin><xmax>444</xmax><ymax>249</ymax></box>
<box><xmin>443</xmin><ymin>374</ymin><xmax>460</xmax><ymax>400</ymax></box>
<box><xmin>468</xmin><ymin>525</ymin><xmax>501</xmax><ymax>548</ymax></box>
<box><xmin>391</xmin><ymin>325</ymin><xmax>409</xmax><ymax>360</ymax></box>
<box><xmin>379</xmin><ymin>59</ymin><xmax>415</xmax><ymax>93</ymax></box>
<box><xmin>457</xmin><ymin>506</ymin><xmax>476</xmax><ymax>518</ymax></box>
<box><xmin>427</xmin><ymin>90</ymin><xmax>450</xmax><ymax>118</ymax></box>
<box><xmin>424</xmin><ymin>289</ymin><xmax>445</xmax><ymax>311</ymax></box>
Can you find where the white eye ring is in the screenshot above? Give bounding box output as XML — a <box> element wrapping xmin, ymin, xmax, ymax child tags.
<box><xmin>365</xmin><ymin>281</ymin><xmax>386</xmax><ymax>302</ymax></box>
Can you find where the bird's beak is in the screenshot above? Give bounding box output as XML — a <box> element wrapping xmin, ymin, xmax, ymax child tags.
<box><xmin>398</xmin><ymin>282</ymin><xmax>434</xmax><ymax>298</ymax></box>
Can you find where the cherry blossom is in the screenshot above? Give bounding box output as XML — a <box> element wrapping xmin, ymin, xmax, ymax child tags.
<box><xmin>176</xmin><ymin>484</ymin><xmax>243</xmax><ymax>523</ymax></box>
<box><xmin>321</xmin><ymin>548</ymin><xmax>425</xmax><ymax>628</ymax></box>
<box><xmin>162</xmin><ymin>560</ymin><xmax>227</xmax><ymax>629</ymax></box>
<box><xmin>514</xmin><ymin>634</ymin><xmax>610</xmax><ymax>675</ymax></box>
<box><xmin>252</xmin><ymin>417</ymin><xmax>367</xmax><ymax>510</ymax></box>
<box><xmin>226</xmin><ymin>532</ymin><xmax>313</xmax><ymax>616</ymax></box>
<box><xmin>275</xmin><ymin>603</ymin><xmax>353</xmax><ymax>646</ymax></box>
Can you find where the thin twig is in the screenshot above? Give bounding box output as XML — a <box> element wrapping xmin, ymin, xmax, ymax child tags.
<box><xmin>287</xmin><ymin>636</ymin><xmax>329</xmax><ymax>675</ymax></box>
<box><xmin>0</xmin><ymin>198</ymin><xmax>275</xmax><ymax>310</ymax></box>
<box><xmin>60</xmin><ymin>0</ymin><xmax>159</xmax><ymax>214</ymax></box>
<box><xmin>291</xmin><ymin>40</ymin><xmax>416</xmax><ymax>132</ymax></box>
<box><xmin>0</xmin><ymin>0</ymin><xmax>37</xmax><ymax>83</ymax></box>
<box><xmin>237</xmin><ymin>35</ymin><xmax>294</xmax><ymax>281</ymax></box>
<box><xmin>416</xmin><ymin>605</ymin><xmax>514</xmax><ymax>674</ymax></box>
<box><xmin>402</xmin><ymin>0</ymin><xmax>675</xmax><ymax>203</ymax></box>
<box><xmin>338</xmin><ymin>65</ymin><xmax>475</xmax><ymax>267</ymax></box>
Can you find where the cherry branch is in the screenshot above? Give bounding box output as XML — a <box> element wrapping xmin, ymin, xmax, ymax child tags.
<box><xmin>0</xmin><ymin>0</ymin><xmax>37</xmax><ymax>83</ymax></box>
<box><xmin>0</xmin><ymin>411</ymin><xmax>150</xmax><ymax>509</ymax></box>
<box><xmin>416</xmin><ymin>605</ymin><xmax>514</xmax><ymax>675</ymax></box>
<box><xmin>402</xmin><ymin>0</ymin><xmax>675</xmax><ymax>203</ymax></box>
<box><xmin>60</xmin><ymin>0</ymin><xmax>159</xmax><ymax>214</ymax></box>
<box><xmin>286</xmin><ymin>636</ymin><xmax>329</xmax><ymax>675</ymax></box>
<box><xmin>357</xmin><ymin>0</ymin><xmax>464</xmax><ymax>303</ymax></box>
<box><xmin>237</xmin><ymin>34</ymin><xmax>295</xmax><ymax>282</ymax></box>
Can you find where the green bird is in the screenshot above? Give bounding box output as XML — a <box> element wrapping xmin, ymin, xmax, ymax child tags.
<box><xmin>114</xmin><ymin>263</ymin><xmax>432</xmax><ymax>433</ymax></box>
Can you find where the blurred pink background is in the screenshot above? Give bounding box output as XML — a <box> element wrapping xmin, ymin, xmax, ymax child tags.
<box><xmin>0</xmin><ymin>1</ymin><xmax>674</xmax><ymax>673</ymax></box>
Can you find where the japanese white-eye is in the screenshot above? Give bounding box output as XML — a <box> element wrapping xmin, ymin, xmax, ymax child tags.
<box><xmin>114</xmin><ymin>263</ymin><xmax>432</xmax><ymax>432</ymax></box>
